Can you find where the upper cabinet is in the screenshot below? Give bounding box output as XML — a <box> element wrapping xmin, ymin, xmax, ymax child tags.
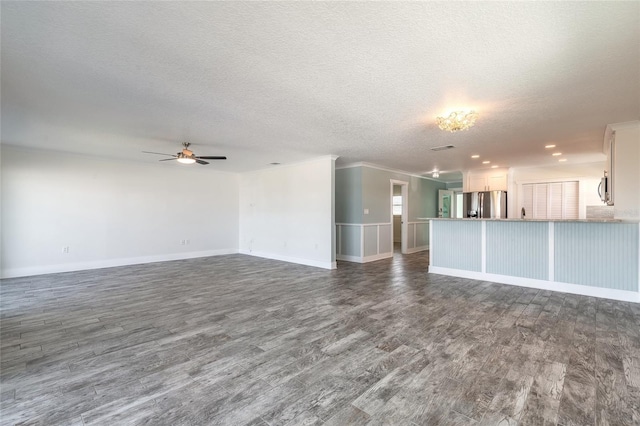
<box><xmin>603</xmin><ymin>129</ymin><xmax>615</xmax><ymax>205</ymax></box>
<box><xmin>488</xmin><ymin>174</ymin><xmax>508</xmax><ymax>191</ymax></box>
<box><xmin>465</xmin><ymin>169</ymin><xmax>508</xmax><ymax>192</ymax></box>
<box><xmin>605</xmin><ymin>121</ymin><xmax>640</xmax><ymax>220</ymax></box>
<box><xmin>468</xmin><ymin>175</ymin><xmax>488</xmax><ymax>192</ymax></box>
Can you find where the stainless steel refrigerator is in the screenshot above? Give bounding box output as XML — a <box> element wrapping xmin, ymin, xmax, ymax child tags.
<box><xmin>462</xmin><ymin>191</ymin><xmax>507</xmax><ymax>218</ymax></box>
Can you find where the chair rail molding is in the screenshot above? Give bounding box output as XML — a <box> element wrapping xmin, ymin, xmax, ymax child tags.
<box><xmin>336</xmin><ymin>221</ymin><xmax>430</xmax><ymax>262</ymax></box>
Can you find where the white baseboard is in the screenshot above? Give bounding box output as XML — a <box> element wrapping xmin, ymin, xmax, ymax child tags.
<box><xmin>428</xmin><ymin>266</ymin><xmax>640</xmax><ymax>303</ymax></box>
<box><xmin>405</xmin><ymin>245</ymin><xmax>429</xmax><ymax>254</ymax></box>
<box><xmin>337</xmin><ymin>252</ymin><xmax>393</xmax><ymax>264</ymax></box>
<box><xmin>1</xmin><ymin>249</ymin><xmax>240</xmax><ymax>279</ymax></box>
<box><xmin>239</xmin><ymin>250</ymin><xmax>336</xmax><ymax>270</ymax></box>
<box><xmin>336</xmin><ymin>254</ymin><xmax>363</xmax><ymax>263</ymax></box>
<box><xmin>364</xmin><ymin>252</ymin><xmax>393</xmax><ymax>262</ymax></box>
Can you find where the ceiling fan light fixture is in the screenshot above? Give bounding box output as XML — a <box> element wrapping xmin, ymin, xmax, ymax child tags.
<box><xmin>436</xmin><ymin>110</ymin><xmax>478</xmax><ymax>132</ymax></box>
<box><xmin>142</xmin><ymin>141</ymin><xmax>226</xmax><ymax>165</ymax></box>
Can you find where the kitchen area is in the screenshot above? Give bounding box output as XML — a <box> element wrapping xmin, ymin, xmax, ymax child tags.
<box><xmin>429</xmin><ymin>121</ymin><xmax>640</xmax><ymax>303</ymax></box>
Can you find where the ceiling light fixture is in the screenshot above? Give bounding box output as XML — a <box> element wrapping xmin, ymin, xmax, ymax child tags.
<box><xmin>559</xmin><ymin>159</ymin><xmax>567</xmax><ymax>162</ymax></box>
<box><xmin>471</xmin><ymin>155</ymin><xmax>480</xmax><ymax>159</ymax></box>
<box><xmin>545</xmin><ymin>144</ymin><xmax>556</xmax><ymax>149</ymax></box>
<box><xmin>482</xmin><ymin>161</ymin><xmax>490</xmax><ymax>164</ymax></box>
<box><xmin>491</xmin><ymin>165</ymin><xmax>498</xmax><ymax>169</ymax></box>
<box><xmin>432</xmin><ymin>171</ymin><xmax>440</xmax><ymax>178</ymax></box>
<box><xmin>552</xmin><ymin>152</ymin><xmax>562</xmax><ymax>156</ymax></box>
<box><xmin>177</xmin><ymin>156</ymin><xmax>196</xmax><ymax>164</ymax></box>
<box><xmin>436</xmin><ymin>111</ymin><xmax>478</xmax><ymax>132</ymax></box>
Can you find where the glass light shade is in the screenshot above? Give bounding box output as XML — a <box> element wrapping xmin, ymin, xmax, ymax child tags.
<box><xmin>436</xmin><ymin>111</ymin><xmax>478</xmax><ymax>132</ymax></box>
<box><xmin>177</xmin><ymin>157</ymin><xmax>196</xmax><ymax>164</ymax></box>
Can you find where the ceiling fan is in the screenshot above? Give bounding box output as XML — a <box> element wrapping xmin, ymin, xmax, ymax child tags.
<box><xmin>143</xmin><ymin>142</ymin><xmax>227</xmax><ymax>165</ymax></box>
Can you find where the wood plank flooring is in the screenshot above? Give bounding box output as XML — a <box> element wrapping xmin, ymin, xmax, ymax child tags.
<box><xmin>1</xmin><ymin>252</ymin><xmax>639</xmax><ymax>425</ymax></box>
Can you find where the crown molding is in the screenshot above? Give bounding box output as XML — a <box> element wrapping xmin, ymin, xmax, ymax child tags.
<box><xmin>245</xmin><ymin>155</ymin><xmax>339</xmax><ymax>174</ymax></box>
<box><xmin>607</xmin><ymin>120</ymin><xmax>640</xmax><ymax>132</ymax></box>
<box><xmin>335</xmin><ymin>162</ymin><xmax>446</xmax><ymax>182</ymax></box>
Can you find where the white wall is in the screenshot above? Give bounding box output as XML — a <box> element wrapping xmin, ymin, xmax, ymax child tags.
<box><xmin>509</xmin><ymin>162</ymin><xmax>604</xmax><ymax>219</ymax></box>
<box><xmin>239</xmin><ymin>156</ymin><xmax>336</xmax><ymax>269</ymax></box>
<box><xmin>1</xmin><ymin>146</ymin><xmax>240</xmax><ymax>278</ymax></box>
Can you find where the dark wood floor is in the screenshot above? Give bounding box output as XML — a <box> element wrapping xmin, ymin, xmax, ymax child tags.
<box><xmin>1</xmin><ymin>252</ymin><xmax>639</xmax><ymax>425</ymax></box>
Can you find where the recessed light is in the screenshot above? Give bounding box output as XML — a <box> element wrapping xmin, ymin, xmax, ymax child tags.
<box><xmin>545</xmin><ymin>144</ymin><xmax>556</xmax><ymax>149</ymax></box>
<box><xmin>482</xmin><ymin>161</ymin><xmax>490</xmax><ymax>164</ymax></box>
<box><xmin>269</xmin><ymin>162</ymin><xmax>281</xmax><ymax>165</ymax></box>
<box><xmin>491</xmin><ymin>165</ymin><xmax>498</xmax><ymax>168</ymax></box>
<box><xmin>558</xmin><ymin>159</ymin><xmax>567</xmax><ymax>162</ymax></box>
<box><xmin>552</xmin><ymin>153</ymin><xmax>562</xmax><ymax>156</ymax></box>
<box><xmin>471</xmin><ymin>155</ymin><xmax>480</xmax><ymax>159</ymax></box>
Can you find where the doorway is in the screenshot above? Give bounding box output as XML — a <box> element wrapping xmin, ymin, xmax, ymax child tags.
<box><xmin>438</xmin><ymin>190</ymin><xmax>454</xmax><ymax>218</ymax></box>
<box><xmin>390</xmin><ymin>180</ymin><xmax>409</xmax><ymax>255</ymax></box>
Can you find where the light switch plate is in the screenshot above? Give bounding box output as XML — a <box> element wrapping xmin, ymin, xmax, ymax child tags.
<box><xmin>364</xmin><ymin>209</ymin><xmax>369</xmax><ymax>214</ymax></box>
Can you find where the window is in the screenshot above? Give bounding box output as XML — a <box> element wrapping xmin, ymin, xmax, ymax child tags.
<box><xmin>392</xmin><ymin>195</ymin><xmax>402</xmax><ymax>215</ymax></box>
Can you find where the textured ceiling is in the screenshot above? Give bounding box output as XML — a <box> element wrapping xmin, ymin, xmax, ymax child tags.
<box><xmin>1</xmin><ymin>1</ymin><xmax>639</xmax><ymax>177</ymax></box>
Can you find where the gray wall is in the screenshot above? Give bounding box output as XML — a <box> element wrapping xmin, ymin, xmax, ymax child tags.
<box><xmin>335</xmin><ymin>167</ymin><xmax>363</xmax><ymax>223</ymax></box>
<box><xmin>361</xmin><ymin>167</ymin><xmax>446</xmax><ymax>224</ymax></box>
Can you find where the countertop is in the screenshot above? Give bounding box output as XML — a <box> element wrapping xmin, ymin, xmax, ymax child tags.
<box><xmin>419</xmin><ymin>218</ymin><xmax>640</xmax><ymax>223</ymax></box>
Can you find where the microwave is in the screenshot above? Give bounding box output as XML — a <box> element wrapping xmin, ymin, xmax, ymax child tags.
<box><xmin>599</xmin><ymin>175</ymin><xmax>613</xmax><ymax>205</ymax></box>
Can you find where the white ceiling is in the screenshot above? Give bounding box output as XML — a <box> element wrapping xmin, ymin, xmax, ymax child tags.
<box><xmin>2</xmin><ymin>2</ymin><xmax>638</xmax><ymax>178</ymax></box>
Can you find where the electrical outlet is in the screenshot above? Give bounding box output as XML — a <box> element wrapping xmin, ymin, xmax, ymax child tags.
<box><xmin>180</xmin><ymin>240</ymin><xmax>186</xmax><ymax>245</ymax></box>
<box><xmin>62</xmin><ymin>246</ymin><xmax>70</xmax><ymax>254</ymax></box>
<box><xmin>186</xmin><ymin>239</ymin><xmax>190</xmax><ymax>245</ymax></box>
<box><xmin>364</xmin><ymin>208</ymin><xmax>369</xmax><ymax>214</ymax></box>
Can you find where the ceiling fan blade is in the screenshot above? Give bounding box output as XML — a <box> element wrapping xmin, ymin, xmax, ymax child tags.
<box><xmin>159</xmin><ymin>158</ymin><xmax>177</xmax><ymax>161</ymax></box>
<box><xmin>195</xmin><ymin>159</ymin><xmax>210</xmax><ymax>165</ymax></box>
<box><xmin>196</xmin><ymin>156</ymin><xmax>227</xmax><ymax>160</ymax></box>
<box><xmin>142</xmin><ymin>151</ymin><xmax>173</xmax><ymax>156</ymax></box>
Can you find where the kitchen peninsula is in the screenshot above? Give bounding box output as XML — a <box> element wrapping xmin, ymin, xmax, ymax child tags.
<box><xmin>428</xmin><ymin>218</ymin><xmax>640</xmax><ymax>303</ymax></box>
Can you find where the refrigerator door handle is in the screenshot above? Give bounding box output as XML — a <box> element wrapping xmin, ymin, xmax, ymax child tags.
<box><xmin>479</xmin><ymin>192</ymin><xmax>483</xmax><ymax>218</ymax></box>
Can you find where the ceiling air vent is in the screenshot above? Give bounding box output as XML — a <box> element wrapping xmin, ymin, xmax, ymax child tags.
<box><xmin>430</xmin><ymin>145</ymin><xmax>455</xmax><ymax>152</ymax></box>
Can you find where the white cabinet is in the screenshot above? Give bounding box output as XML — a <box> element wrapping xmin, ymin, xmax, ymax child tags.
<box><xmin>603</xmin><ymin>130</ymin><xmax>615</xmax><ymax>205</ymax></box>
<box><xmin>468</xmin><ymin>176</ymin><xmax>488</xmax><ymax>192</ymax></box>
<box><xmin>604</xmin><ymin>121</ymin><xmax>640</xmax><ymax>220</ymax></box>
<box><xmin>488</xmin><ymin>174</ymin><xmax>507</xmax><ymax>191</ymax></box>
<box><xmin>466</xmin><ymin>171</ymin><xmax>507</xmax><ymax>192</ymax></box>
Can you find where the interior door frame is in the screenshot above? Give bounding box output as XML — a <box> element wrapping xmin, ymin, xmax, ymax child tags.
<box><xmin>438</xmin><ymin>189</ymin><xmax>455</xmax><ymax>218</ymax></box>
<box><xmin>390</xmin><ymin>179</ymin><xmax>409</xmax><ymax>255</ymax></box>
